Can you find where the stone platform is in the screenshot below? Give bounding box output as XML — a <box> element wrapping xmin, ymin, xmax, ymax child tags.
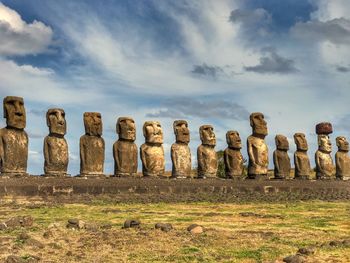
<box><xmin>1</xmin><ymin>177</ymin><xmax>350</xmax><ymax>203</ymax></box>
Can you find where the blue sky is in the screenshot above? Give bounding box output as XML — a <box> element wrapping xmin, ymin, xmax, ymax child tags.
<box><xmin>0</xmin><ymin>0</ymin><xmax>350</xmax><ymax>175</ymax></box>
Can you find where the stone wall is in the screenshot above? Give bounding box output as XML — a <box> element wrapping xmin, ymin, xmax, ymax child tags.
<box><xmin>1</xmin><ymin>177</ymin><xmax>350</xmax><ymax>203</ymax></box>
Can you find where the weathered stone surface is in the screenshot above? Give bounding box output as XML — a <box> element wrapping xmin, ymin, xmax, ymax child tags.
<box><xmin>224</xmin><ymin>130</ymin><xmax>244</xmax><ymax>179</ymax></box>
<box><xmin>123</xmin><ymin>219</ymin><xmax>140</xmax><ymax>228</ymax></box>
<box><xmin>293</xmin><ymin>133</ymin><xmax>311</xmax><ymax>179</ymax></box>
<box><xmin>335</xmin><ymin>136</ymin><xmax>350</xmax><ymax>180</ymax></box>
<box><xmin>315</xmin><ymin>134</ymin><xmax>335</xmax><ymax>179</ymax></box>
<box><xmin>43</xmin><ymin>108</ymin><xmax>68</xmax><ymax>177</ymax></box>
<box><xmin>79</xmin><ymin>112</ymin><xmax>105</xmax><ymax>177</ymax></box>
<box><xmin>0</xmin><ymin>96</ymin><xmax>28</xmax><ymax>176</ymax></box>
<box><xmin>247</xmin><ymin>112</ymin><xmax>268</xmax><ymax>179</ymax></box>
<box><xmin>113</xmin><ymin>117</ymin><xmax>137</xmax><ymax>177</ymax></box>
<box><xmin>187</xmin><ymin>224</ymin><xmax>203</xmax><ymax>234</ymax></box>
<box><xmin>171</xmin><ymin>120</ymin><xmax>191</xmax><ymax>178</ymax></box>
<box><xmin>66</xmin><ymin>218</ymin><xmax>85</xmax><ymax>230</ymax></box>
<box><xmin>273</xmin><ymin>135</ymin><xmax>291</xmax><ymax>179</ymax></box>
<box><xmin>316</xmin><ymin>122</ymin><xmax>333</xmax><ymax>135</ymax></box>
<box><xmin>155</xmin><ymin>222</ymin><xmax>173</xmax><ymax>232</ymax></box>
<box><xmin>140</xmin><ymin>121</ymin><xmax>165</xmax><ymax>177</ymax></box>
<box><xmin>283</xmin><ymin>254</ymin><xmax>305</xmax><ymax>263</ymax></box>
<box><xmin>197</xmin><ymin>125</ymin><xmax>217</xmax><ymax>178</ymax></box>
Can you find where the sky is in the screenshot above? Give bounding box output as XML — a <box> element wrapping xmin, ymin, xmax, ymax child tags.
<box><xmin>0</xmin><ymin>0</ymin><xmax>350</xmax><ymax>175</ymax></box>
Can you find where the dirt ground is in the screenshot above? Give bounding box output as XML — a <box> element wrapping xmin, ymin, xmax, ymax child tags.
<box><xmin>0</xmin><ymin>199</ymin><xmax>349</xmax><ymax>263</ymax></box>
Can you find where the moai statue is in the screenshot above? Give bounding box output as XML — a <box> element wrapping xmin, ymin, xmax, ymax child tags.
<box><xmin>273</xmin><ymin>135</ymin><xmax>291</xmax><ymax>179</ymax></box>
<box><xmin>197</xmin><ymin>125</ymin><xmax>217</xmax><ymax>178</ymax></box>
<box><xmin>43</xmin><ymin>108</ymin><xmax>68</xmax><ymax>177</ymax></box>
<box><xmin>0</xmin><ymin>96</ymin><xmax>28</xmax><ymax>176</ymax></box>
<box><xmin>315</xmin><ymin>122</ymin><xmax>334</xmax><ymax>180</ymax></box>
<box><xmin>113</xmin><ymin>117</ymin><xmax>137</xmax><ymax>177</ymax></box>
<box><xmin>247</xmin><ymin>112</ymin><xmax>268</xmax><ymax>179</ymax></box>
<box><xmin>335</xmin><ymin>136</ymin><xmax>350</xmax><ymax>180</ymax></box>
<box><xmin>140</xmin><ymin>121</ymin><xmax>165</xmax><ymax>177</ymax></box>
<box><xmin>79</xmin><ymin>112</ymin><xmax>105</xmax><ymax>177</ymax></box>
<box><xmin>293</xmin><ymin>133</ymin><xmax>311</xmax><ymax>179</ymax></box>
<box><xmin>171</xmin><ymin>120</ymin><xmax>191</xmax><ymax>178</ymax></box>
<box><xmin>224</xmin><ymin>130</ymin><xmax>244</xmax><ymax>179</ymax></box>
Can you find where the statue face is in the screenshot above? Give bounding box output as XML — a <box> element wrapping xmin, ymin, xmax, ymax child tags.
<box><xmin>174</xmin><ymin>120</ymin><xmax>190</xmax><ymax>144</ymax></box>
<box><xmin>250</xmin><ymin>112</ymin><xmax>267</xmax><ymax>137</ymax></box>
<box><xmin>336</xmin><ymin>136</ymin><xmax>349</xmax><ymax>152</ymax></box>
<box><xmin>200</xmin><ymin>125</ymin><xmax>216</xmax><ymax>146</ymax></box>
<box><xmin>47</xmin><ymin>108</ymin><xmax>66</xmax><ymax>136</ymax></box>
<box><xmin>226</xmin><ymin>130</ymin><xmax>241</xmax><ymax>149</ymax></box>
<box><xmin>3</xmin><ymin>96</ymin><xmax>26</xmax><ymax>129</ymax></box>
<box><xmin>117</xmin><ymin>117</ymin><xmax>136</xmax><ymax>141</ymax></box>
<box><xmin>318</xmin><ymin>135</ymin><xmax>332</xmax><ymax>153</ymax></box>
<box><xmin>84</xmin><ymin>112</ymin><xmax>102</xmax><ymax>136</ymax></box>
<box><xmin>275</xmin><ymin>135</ymin><xmax>289</xmax><ymax>151</ymax></box>
<box><xmin>143</xmin><ymin>121</ymin><xmax>163</xmax><ymax>144</ymax></box>
<box><xmin>294</xmin><ymin>133</ymin><xmax>308</xmax><ymax>151</ymax></box>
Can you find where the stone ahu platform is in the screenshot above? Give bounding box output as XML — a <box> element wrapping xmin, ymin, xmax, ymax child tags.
<box><xmin>1</xmin><ymin>177</ymin><xmax>350</xmax><ymax>203</ymax></box>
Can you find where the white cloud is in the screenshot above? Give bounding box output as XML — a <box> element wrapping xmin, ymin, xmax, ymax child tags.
<box><xmin>0</xmin><ymin>2</ymin><xmax>53</xmax><ymax>56</ymax></box>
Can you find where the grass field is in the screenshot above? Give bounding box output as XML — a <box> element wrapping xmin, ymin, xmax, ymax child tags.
<box><xmin>0</xmin><ymin>200</ymin><xmax>349</xmax><ymax>262</ymax></box>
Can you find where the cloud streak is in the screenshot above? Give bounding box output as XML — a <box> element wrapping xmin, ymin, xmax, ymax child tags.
<box><xmin>244</xmin><ymin>48</ymin><xmax>298</xmax><ymax>74</ymax></box>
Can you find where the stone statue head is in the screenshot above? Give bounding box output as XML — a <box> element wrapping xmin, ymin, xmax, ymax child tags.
<box><xmin>336</xmin><ymin>136</ymin><xmax>349</xmax><ymax>152</ymax></box>
<box><xmin>199</xmin><ymin>125</ymin><xmax>216</xmax><ymax>146</ymax></box>
<box><xmin>318</xmin><ymin>134</ymin><xmax>332</xmax><ymax>153</ymax></box>
<box><xmin>275</xmin><ymin>134</ymin><xmax>289</xmax><ymax>151</ymax></box>
<box><xmin>250</xmin><ymin>112</ymin><xmax>267</xmax><ymax>137</ymax></box>
<box><xmin>84</xmin><ymin>112</ymin><xmax>102</xmax><ymax>136</ymax></box>
<box><xmin>46</xmin><ymin>108</ymin><xmax>66</xmax><ymax>136</ymax></box>
<box><xmin>143</xmin><ymin>121</ymin><xmax>163</xmax><ymax>144</ymax></box>
<box><xmin>294</xmin><ymin>133</ymin><xmax>308</xmax><ymax>151</ymax></box>
<box><xmin>226</xmin><ymin>130</ymin><xmax>241</xmax><ymax>149</ymax></box>
<box><xmin>3</xmin><ymin>96</ymin><xmax>26</xmax><ymax>129</ymax></box>
<box><xmin>173</xmin><ymin>120</ymin><xmax>190</xmax><ymax>144</ymax></box>
<box><xmin>116</xmin><ymin>117</ymin><xmax>136</xmax><ymax>141</ymax></box>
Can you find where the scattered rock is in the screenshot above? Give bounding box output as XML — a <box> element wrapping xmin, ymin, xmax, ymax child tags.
<box><xmin>66</xmin><ymin>251</ymin><xmax>73</xmax><ymax>256</ymax></box>
<box><xmin>283</xmin><ymin>254</ymin><xmax>305</xmax><ymax>263</ymax></box>
<box><xmin>187</xmin><ymin>224</ymin><xmax>203</xmax><ymax>234</ymax></box>
<box><xmin>123</xmin><ymin>219</ymin><xmax>141</xmax><ymax>229</ymax></box>
<box><xmin>4</xmin><ymin>216</ymin><xmax>33</xmax><ymax>228</ymax></box>
<box><xmin>155</xmin><ymin>223</ymin><xmax>173</xmax><ymax>232</ymax></box>
<box><xmin>329</xmin><ymin>240</ymin><xmax>342</xmax><ymax>247</ymax></box>
<box><xmin>297</xmin><ymin>246</ymin><xmax>316</xmax><ymax>256</ymax></box>
<box><xmin>66</xmin><ymin>219</ymin><xmax>85</xmax><ymax>230</ymax></box>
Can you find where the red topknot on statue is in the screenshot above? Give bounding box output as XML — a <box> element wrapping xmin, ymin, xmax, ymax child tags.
<box><xmin>315</xmin><ymin>122</ymin><xmax>333</xmax><ymax>135</ymax></box>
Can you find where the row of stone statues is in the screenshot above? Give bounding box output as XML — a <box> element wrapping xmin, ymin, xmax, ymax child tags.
<box><xmin>0</xmin><ymin>96</ymin><xmax>349</xmax><ymax>180</ymax></box>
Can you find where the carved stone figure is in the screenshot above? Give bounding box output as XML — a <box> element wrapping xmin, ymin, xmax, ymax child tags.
<box><xmin>43</xmin><ymin>108</ymin><xmax>68</xmax><ymax>177</ymax></box>
<box><xmin>335</xmin><ymin>136</ymin><xmax>350</xmax><ymax>180</ymax></box>
<box><xmin>140</xmin><ymin>121</ymin><xmax>165</xmax><ymax>177</ymax></box>
<box><xmin>171</xmin><ymin>120</ymin><xmax>191</xmax><ymax>178</ymax></box>
<box><xmin>79</xmin><ymin>112</ymin><xmax>105</xmax><ymax>177</ymax></box>
<box><xmin>247</xmin><ymin>112</ymin><xmax>268</xmax><ymax>179</ymax></box>
<box><xmin>224</xmin><ymin>130</ymin><xmax>244</xmax><ymax>179</ymax></box>
<box><xmin>315</xmin><ymin>135</ymin><xmax>334</xmax><ymax>179</ymax></box>
<box><xmin>0</xmin><ymin>96</ymin><xmax>28</xmax><ymax>176</ymax></box>
<box><xmin>273</xmin><ymin>135</ymin><xmax>291</xmax><ymax>179</ymax></box>
<box><xmin>197</xmin><ymin>125</ymin><xmax>217</xmax><ymax>178</ymax></box>
<box><xmin>293</xmin><ymin>133</ymin><xmax>311</xmax><ymax>179</ymax></box>
<box><xmin>113</xmin><ymin>117</ymin><xmax>137</xmax><ymax>177</ymax></box>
